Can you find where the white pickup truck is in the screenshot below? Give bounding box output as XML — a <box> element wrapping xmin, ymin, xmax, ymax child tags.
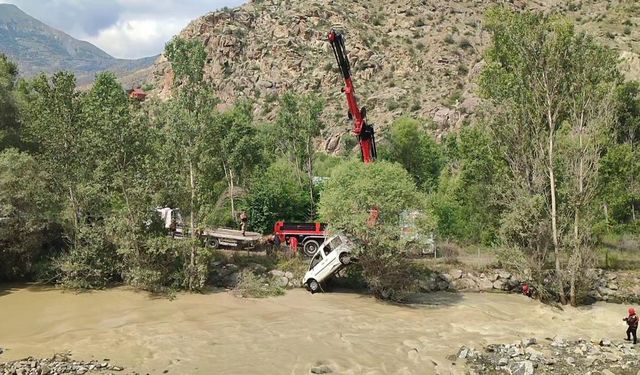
<box><xmin>303</xmin><ymin>234</ymin><xmax>354</xmax><ymax>293</ymax></box>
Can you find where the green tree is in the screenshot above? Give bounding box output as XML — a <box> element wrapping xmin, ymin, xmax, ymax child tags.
<box><xmin>0</xmin><ymin>54</ymin><xmax>20</xmax><ymax>150</ymax></box>
<box><xmin>273</xmin><ymin>92</ymin><xmax>325</xmax><ymax>217</ymax></box>
<box><xmin>381</xmin><ymin>118</ymin><xmax>443</xmax><ymax>192</ymax></box>
<box><xmin>162</xmin><ymin>37</ymin><xmax>218</xmax><ymax>290</ymax></box>
<box><xmin>20</xmin><ymin>72</ymin><xmax>84</xmax><ymax>231</ymax></box>
<box><xmin>243</xmin><ymin>160</ymin><xmax>312</xmax><ymax>234</ymax></box>
<box><xmin>212</xmin><ymin>101</ymin><xmax>261</xmax><ymax>221</ymax></box>
<box><xmin>481</xmin><ymin>6</ymin><xmax>620</xmax><ymax>305</ymax></box>
<box><xmin>0</xmin><ymin>149</ymin><xmax>58</xmax><ymax>280</ymax></box>
<box><xmin>319</xmin><ymin>161</ymin><xmax>435</xmax><ymax>299</ymax></box>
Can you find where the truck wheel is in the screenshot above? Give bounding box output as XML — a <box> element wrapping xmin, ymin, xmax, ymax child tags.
<box><xmin>307</xmin><ymin>279</ymin><xmax>320</xmax><ymax>294</ymax></box>
<box><xmin>207</xmin><ymin>238</ymin><xmax>220</xmax><ymax>249</ymax></box>
<box><xmin>303</xmin><ymin>240</ymin><xmax>320</xmax><ymax>257</ymax></box>
<box><xmin>339</xmin><ymin>253</ymin><xmax>351</xmax><ymax>265</ymax></box>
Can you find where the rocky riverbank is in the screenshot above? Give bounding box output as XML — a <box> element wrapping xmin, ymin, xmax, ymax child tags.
<box><xmin>418</xmin><ymin>268</ymin><xmax>640</xmax><ymax>304</ymax></box>
<box><xmin>456</xmin><ymin>336</ymin><xmax>639</xmax><ymax>375</ymax></box>
<box><xmin>0</xmin><ymin>353</ymin><xmax>125</xmax><ymax>375</ymax></box>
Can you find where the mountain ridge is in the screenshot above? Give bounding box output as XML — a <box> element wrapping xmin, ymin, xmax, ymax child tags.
<box><xmin>0</xmin><ymin>3</ymin><xmax>158</xmax><ymax>85</ymax></box>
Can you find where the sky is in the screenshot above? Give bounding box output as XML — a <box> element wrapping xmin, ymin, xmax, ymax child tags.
<box><xmin>0</xmin><ymin>0</ymin><xmax>245</xmax><ymax>59</ymax></box>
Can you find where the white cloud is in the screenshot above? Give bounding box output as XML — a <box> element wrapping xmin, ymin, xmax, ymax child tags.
<box><xmin>84</xmin><ymin>17</ymin><xmax>190</xmax><ymax>59</ymax></box>
<box><xmin>0</xmin><ymin>0</ymin><xmax>246</xmax><ymax>59</ymax></box>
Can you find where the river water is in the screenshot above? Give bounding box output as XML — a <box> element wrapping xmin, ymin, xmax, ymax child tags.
<box><xmin>0</xmin><ymin>285</ymin><xmax>630</xmax><ymax>374</ymax></box>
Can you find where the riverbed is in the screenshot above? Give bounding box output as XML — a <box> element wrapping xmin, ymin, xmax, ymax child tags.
<box><xmin>0</xmin><ymin>285</ymin><xmax>630</xmax><ymax>374</ymax></box>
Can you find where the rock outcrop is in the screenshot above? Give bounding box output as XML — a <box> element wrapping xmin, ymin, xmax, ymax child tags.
<box><xmin>147</xmin><ymin>0</ymin><xmax>640</xmax><ymax>151</ymax></box>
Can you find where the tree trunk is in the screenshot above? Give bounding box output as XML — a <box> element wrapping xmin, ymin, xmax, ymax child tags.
<box><xmin>229</xmin><ymin>168</ymin><xmax>236</xmax><ymax>221</ymax></box>
<box><xmin>223</xmin><ymin>161</ymin><xmax>236</xmax><ymax>221</ymax></box>
<box><xmin>306</xmin><ymin>143</ymin><xmax>315</xmax><ymax>219</ymax></box>
<box><xmin>547</xmin><ymin>113</ymin><xmax>565</xmax><ymax>305</ymax></box>
<box><xmin>189</xmin><ymin>160</ymin><xmax>197</xmax><ymax>291</ymax></box>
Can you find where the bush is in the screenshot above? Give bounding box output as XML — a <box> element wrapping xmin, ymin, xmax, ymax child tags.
<box><xmin>444</xmin><ymin>34</ymin><xmax>455</xmax><ymax>44</ymax></box>
<box><xmin>318</xmin><ymin>161</ymin><xmax>436</xmax><ymax>299</ymax></box>
<box><xmin>234</xmin><ymin>269</ymin><xmax>285</xmax><ymax>298</ymax></box>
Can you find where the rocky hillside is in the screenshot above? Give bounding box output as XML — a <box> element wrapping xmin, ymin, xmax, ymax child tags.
<box><xmin>150</xmin><ymin>0</ymin><xmax>640</xmax><ymax>153</ymax></box>
<box><xmin>0</xmin><ymin>4</ymin><xmax>158</xmax><ymax>85</ymax></box>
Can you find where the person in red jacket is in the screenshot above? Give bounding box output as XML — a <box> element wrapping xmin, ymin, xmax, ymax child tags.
<box><xmin>623</xmin><ymin>307</ymin><xmax>638</xmax><ymax>344</ymax></box>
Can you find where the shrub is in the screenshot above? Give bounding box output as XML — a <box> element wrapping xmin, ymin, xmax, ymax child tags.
<box><xmin>234</xmin><ymin>269</ymin><xmax>285</xmax><ymax>298</ymax></box>
<box><xmin>444</xmin><ymin>34</ymin><xmax>455</xmax><ymax>44</ymax></box>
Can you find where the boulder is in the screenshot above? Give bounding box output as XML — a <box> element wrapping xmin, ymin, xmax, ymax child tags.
<box><xmin>284</xmin><ymin>271</ymin><xmax>294</xmax><ymax>279</ymax></box>
<box><xmin>269</xmin><ymin>270</ymin><xmax>285</xmax><ymax>278</ymax></box>
<box><xmin>508</xmin><ymin>360</ymin><xmax>534</xmax><ymax>375</ymax></box>
<box><xmin>521</xmin><ymin>338</ymin><xmax>537</xmax><ymax>348</ymax></box>
<box><xmin>274</xmin><ymin>276</ymin><xmax>289</xmax><ymax>288</ymax></box>
<box><xmin>599</xmin><ymin>338</ymin><xmax>612</xmax><ymax>347</ymax></box>
<box><xmin>477</xmin><ymin>278</ymin><xmax>494</xmax><ymax>291</ymax></box>
<box><xmin>451</xmin><ymin>269</ymin><xmax>464</xmax><ymax>279</ymax></box>
<box><xmin>498</xmin><ymin>270</ymin><xmax>512</xmax><ymax>280</ymax></box>
<box><xmin>493</xmin><ymin>279</ymin><xmax>506</xmax><ymax>290</ymax></box>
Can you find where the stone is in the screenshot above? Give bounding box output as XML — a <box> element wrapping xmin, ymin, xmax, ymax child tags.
<box><xmin>493</xmin><ymin>279</ymin><xmax>506</xmax><ymax>290</ymax></box>
<box><xmin>521</xmin><ymin>338</ymin><xmax>537</xmax><ymax>348</ymax></box>
<box><xmin>602</xmin><ymin>370</ymin><xmax>615</xmax><ymax>375</ymax></box>
<box><xmin>284</xmin><ymin>271</ymin><xmax>294</xmax><ymax>279</ymax></box>
<box><xmin>477</xmin><ymin>278</ymin><xmax>494</xmax><ymax>291</ymax></box>
<box><xmin>440</xmin><ymin>273</ymin><xmax>453</xmax><ymax>282</ymax></box>
<box><xmin>607</xmin><ymin>283</ymin><xmax>619</xmax><ymax>291</ymax></box>
<box><xmin>451</xmin><ymin>269</ymin><xmax>464</xmax><ymax>279</ymax></box>
<box><xmin>268</xmin><ymin>270</ymin><xmax>285</xmax><ymax>277</ymax></box>
<box><xmin>604</xmin><ymin>352</ymin><xmax>621</xmax><ymax>362</ymax></box>
<box><xmin>565</xmin><ymin>356</ymin><xmax>575</xmax><ymax>365</ymax></box>
<box><xmin>498</xmin><ymin>270</ymin><xmax>512</xmax><ymax>280</ymax></box>
<box><xmin>599</xmin><ymin>339</ymin><xmax>612</xmax><ymax>347</ymax></box>
<box><xmin>111</xmin><ymin>366</ymin><xmax>124</xmax><ymax>371</ymax></box>
<box><xmin>40</xmin><ymin>364</ymin><xmax>50</xmax><ymax>375</ymax></box>
<box><xmin>498</xmin><ymin>357</ymin><xmax>508</xmax><ymax>366</ymax></box>
<box><xmin>310</xmin><ymin>365</ymin><xmax>333</xmax><ymax>374</ymax></box>
<box><xmin>76</xmin><ymin>367</ymin><xmax>88</xmax><ymax>375</ymax></box>
<box><xmin>606</xmin><ymin>273</ymin><xmax>618</xmax><ymax>281</ymax></box>
<box><xmin>275</xmin><ymin>276</ymin><xmax>289</xmax><ymax>288</ymax></box>
<box><xmin>490</xmin><ymin>273</ymin><xmax>500</xmax><ymax>282</ymax></box>
<box><xmin>551</xmin><ymin>335</ymin><xmax>566</xmax><ymax>347</ymax></box>
<box><xmin>508</xmin><ymin>360</ymin><xmax>534</xmax><ymax>375</ymax></box>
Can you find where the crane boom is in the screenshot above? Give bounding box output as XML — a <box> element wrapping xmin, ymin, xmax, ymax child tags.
<box><xmin>328</xmin><ymin>30</ymin><xmax>377</xmax><ymax>163</ymax></box>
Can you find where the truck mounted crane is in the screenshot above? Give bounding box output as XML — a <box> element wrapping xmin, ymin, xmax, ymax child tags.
<box><xmin>328</xmin><ymin>30</ymin><xmax>377</xmax><ymax>163</ymax></box>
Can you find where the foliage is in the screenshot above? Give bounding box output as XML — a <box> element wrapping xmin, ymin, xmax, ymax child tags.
<box><xmin>234</xmin><ymin>269</ymin><xmax>285</xmax><ymax>298</ymax></box>
<box><xmin>243</xmin><ymin>160</ymin><xmax>312</xmax><ymax>234</ymax></box>
<box><xmin>380</xmin><ymin>118</ymin><xmax>443</xmax><ymax>192</ymax></box>
<box><xmin>480</xmin><ymin>6</ymin><xmax>621</xmax><ymax>305</ymax></box>
<box><xmin>319</xmin><ymin>161</ymin><xmax>435</xmax><ymax>299</ymax></box>
<box><xmin>0</xmin><ymin>149</ymin><xmax>59</xmax><ymax>280</ymax></box>
<box><xmin>0</xmin><ymin>54</ymin><xmax>20</xmax><ymax>150</ymax></box>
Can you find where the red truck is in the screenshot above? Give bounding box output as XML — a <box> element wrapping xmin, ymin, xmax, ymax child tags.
<box><xmin>273</xmin><ymin>221</ymin><xmax>327</xmax><ymax>256</ymax></box>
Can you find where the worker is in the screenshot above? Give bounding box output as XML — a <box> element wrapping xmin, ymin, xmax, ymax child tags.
<box><xmin>239</xmin><ymin>210</ymin><xmax>248</xmax><ymax>236</ymax></box>
<box><xmin>169</xmin><ymin>217</ymin><xmax>177</xmax><ymax>238</ymax></box>
<box><xmin>623</xmin><ymin>307</ymin><xmax>638</xmax><ymax>344</ymax></box>
<box><xmin>521</xmin><ymin>283</ymin><xmax>533</xmax><ymax>298</ymax></box>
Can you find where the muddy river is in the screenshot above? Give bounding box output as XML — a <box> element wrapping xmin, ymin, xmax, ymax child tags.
<box><xmin>0</xmin><ymin>285</ymin><xmax>630</xmax><ymax>374</ymax></box>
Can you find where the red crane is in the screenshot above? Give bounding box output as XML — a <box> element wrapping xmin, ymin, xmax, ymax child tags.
<box><xmin>328</xmin><ymin>30</ymin><xmax>377</xmax><ymax>163</ymax></box>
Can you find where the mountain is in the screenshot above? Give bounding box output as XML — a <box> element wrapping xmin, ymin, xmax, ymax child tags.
<box><xmin>0</xmin><ymin>3</ymin><xmax>158</xmax><ymax>85</ymax></box>
<box><xmin>149</xmin><ymin>0</ymin><xmax>640</xmax><ymax>153</ymax></box>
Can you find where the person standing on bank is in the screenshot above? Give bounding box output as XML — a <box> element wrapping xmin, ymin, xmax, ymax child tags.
<box><xmin>239</xmin><ymin>210</ymin><xmax>248</xmax><ymax>236</ymax></box>
<box><xmin>624</xmin><ymin>307</ymin><xmax>638</xmax><ymax>344</ymax></box>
